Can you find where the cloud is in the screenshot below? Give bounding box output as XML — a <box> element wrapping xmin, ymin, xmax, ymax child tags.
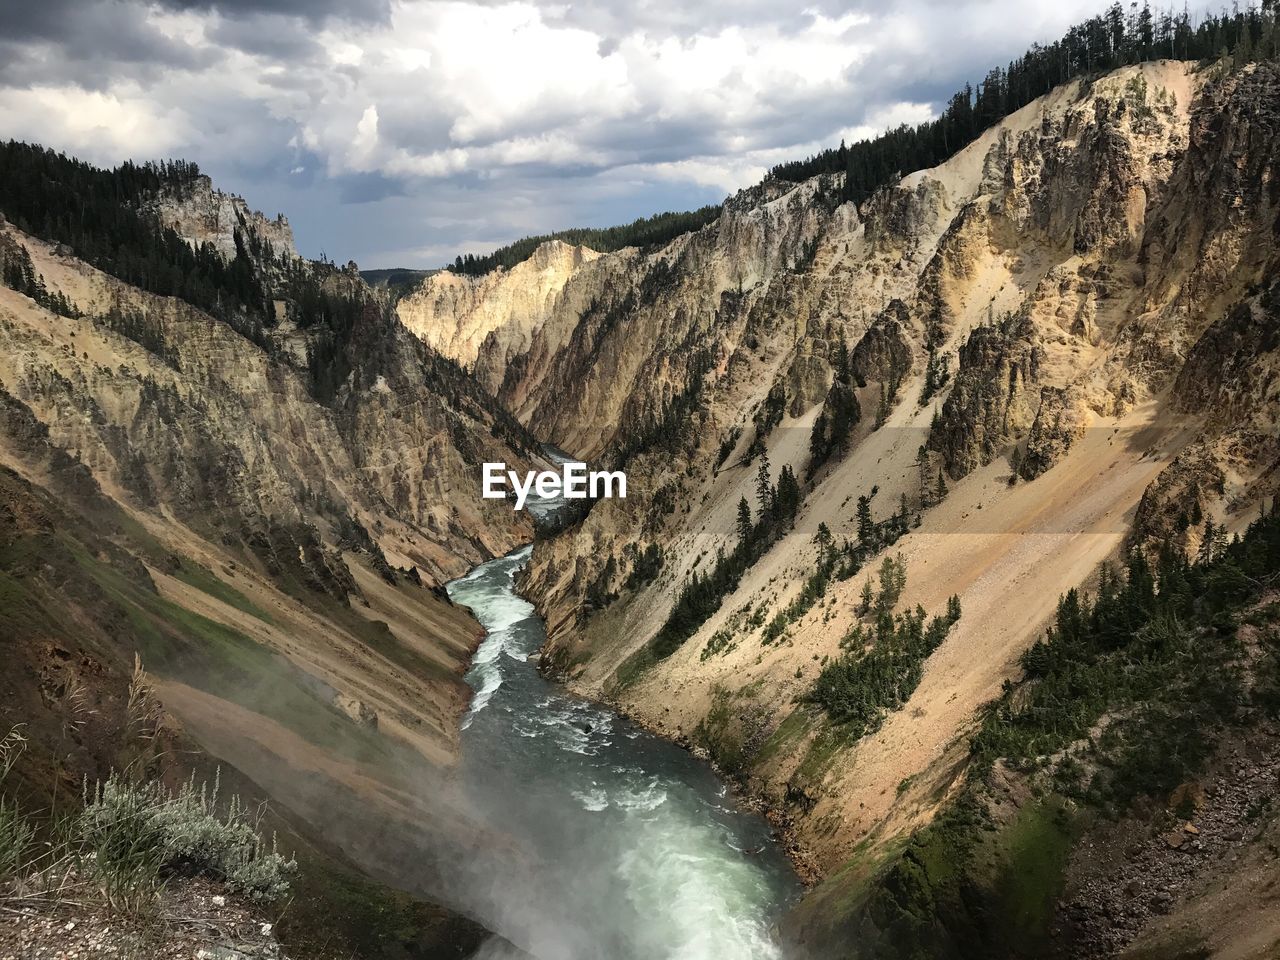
<box><xmin>0</xmin><ymin>0</ymin><xmax>1159</xmax><ymax>267</ymax></box>
<box><xmin>158</xmin><ymin>0</ymin><xmax>393</xmax><ymax>24</ymax></box>
<box><xmin>0</xmin><ymin>86</ymin><xmax>195</xmax><ymax>163</ymax></box>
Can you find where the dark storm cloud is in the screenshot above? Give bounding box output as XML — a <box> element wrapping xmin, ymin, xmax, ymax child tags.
<box><xmin>573</xmin><ymin>118</ymin><xmax>728</xmax><ymax>168</ymax></box>
<box><xmin>156</xmin><ymin>0</ymin><xmax>391</xmax><ymax>24</ymax></box>
<box><xmin>490</xmin><ymin>0</ymin><xmax>861</xmax><ymax>40</ymax></box>
<box><xmin>335</xmin><ymin>170</ymin><xmax>410</xmax><ymax>203</ymax></box>
<box><xmin>0</xmin><ymin>0</ymin><xmax>98</xmax><ymax>41</ymax></box>
<box><xmin>374</xmin><ymin>99</ymin><xmax>474</xmax><ymax>154</ymax></box>
<box><xmin>0</xmin><ymin>0</ymin><xmax>380</xmax><ymax>82</ymax></box>
<box><xmin>204</xmin><ymin>12</ymin><xmax>324</xmax><ymax>59</ymax></box>
<box><xmin>0</xmin><ymin>0</ymin><xmax>211</xmax><ymax>78</ymax></box>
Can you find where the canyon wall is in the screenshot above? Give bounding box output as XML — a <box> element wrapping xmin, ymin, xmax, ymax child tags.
<box><xmin>403</xmin><ymin>60</ymin><xmax>1280</xmax><ymax>957</ymax></box>
<box><xmin>0</xmin><ymin>180</ymin><xmax>540</xmax><ymax>951</ymax></box>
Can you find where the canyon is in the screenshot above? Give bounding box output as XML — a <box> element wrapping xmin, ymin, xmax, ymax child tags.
<box><xmin>400</xmin><ymin>59</ymin><xmax>1280</xmax><ymax>958</ymax></box>
<box><xmin>1</xmin><ymin>36</ymin><xmax>1279</xmax><ymax>960</ymax></box>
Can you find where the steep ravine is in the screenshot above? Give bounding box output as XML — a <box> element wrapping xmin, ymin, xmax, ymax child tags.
<box><xmin>4</xmin><ymin>49</ymin><xmax>1280</xmax><ymax>960</ymax></box>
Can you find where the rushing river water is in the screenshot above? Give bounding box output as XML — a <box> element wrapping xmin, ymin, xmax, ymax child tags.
<box><xmin>448</xmin><ymin>540</ymin><xmax>800</xmax><ymax>960</ymax></box>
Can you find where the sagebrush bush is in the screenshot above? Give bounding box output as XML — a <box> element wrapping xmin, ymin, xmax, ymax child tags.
<box><xmin>0</xmin><ymin>727</ymin><xmax>35</xmax><ymax>883</ymax></box>
<box><xmin>80</xmin><ymin>771</ymin><xmax>296</xmax><ymax>902</ymax></box>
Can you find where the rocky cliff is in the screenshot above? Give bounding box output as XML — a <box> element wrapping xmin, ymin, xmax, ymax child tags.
<box><xmin>402</xmin><ymin>59</ymin><xmax>1280</xmax><ymax>958</ymax></box>
<box><xmin>398</xmin><ymin>239</ymin><xmax>602</xmax><ymax>396</ymax></box>
<box><xmin>148</xmin><ymin>173</ymin><xmax>298</xmax><ymax>262</ymax></box>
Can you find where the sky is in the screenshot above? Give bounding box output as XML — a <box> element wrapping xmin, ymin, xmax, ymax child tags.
<box><xmin>1</xmin><ymin>0</ymin><xmax>1134</xmax><ymax>268</ymax></box>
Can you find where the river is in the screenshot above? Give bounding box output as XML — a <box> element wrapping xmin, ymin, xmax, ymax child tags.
<box><xmin>448</xmin><ymin>532</ymin><xmax>800</xmax><ymax>959</ymax></box>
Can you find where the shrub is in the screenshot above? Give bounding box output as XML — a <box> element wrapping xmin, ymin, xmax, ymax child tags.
<box><xmin>0</xmin><ymin>727</ymin><xmax>35</xmax><ymax>884</ymax></box>
<box><xmin>80</xmin><ymin>771</ymin><xmax>296</xmax><ymax>902</ymax></box>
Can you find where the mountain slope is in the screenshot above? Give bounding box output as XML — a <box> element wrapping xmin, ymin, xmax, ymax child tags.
<box><xmin>401</xmin><ymin>58</ymin><xmax>1280</xmax><ymax>957</ymax></box>
<box><xmin>0</xmin><ymin>162</ymin><xmax>541</xmax><ymax>954</ymax></box>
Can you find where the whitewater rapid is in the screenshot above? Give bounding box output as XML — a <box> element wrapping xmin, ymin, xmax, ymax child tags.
<box><xmin>449</xmin><ymin>544</ymin><xmax>799</xmax><ymax>960</ymax></box>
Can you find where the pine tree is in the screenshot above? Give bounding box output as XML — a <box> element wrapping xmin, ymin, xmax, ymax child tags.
<box><xmin>775</xmin><ymin>465</ymin><xmax>801</xmax><ymax>525</ymax></box>
<box><xmin>756</xmin><ymin>452</ymin><xmax>773</xmax><ymax>517</ymax></box>
<box><xmin>874</xmin><ymin>555</ymin><xmax>907</xmax><ymax>615</ymax></box>
<box><xmin>833</xmin><ymin>340</ymin><xmax>851</xmax><ymax>383</ymax></box>
<box><xmin>916</xmin><ymin>445</ymin><xmax>932</xmax><ymax>507</ymax></box>
<box><xmin>1198</xmin><ymin>519</ymin><xmax>1218</xmax><ymax>564</ymax></box>
<box><xmin>946</xmin><ymin>594</ymin><xmax>962</xmax><ymax>624</ymax></box>
<box><xmin>808</xmin><ymin>378</ymin><xmax>860</xmax><ymax>477</ymax></box>
<box><xmin>1235</xmin><ymin>20</ymin><xmax>1255</xmax><ymax>68</ymax></box>
<box><xmin>829</xmin><ymin>382</ymin><xmax>860</xmax><ymax>450</ymax></box>
<box><xmin>856</xmin><ymin>495</ymin><xmax>875</xmax><ymax>547</ymax></box>
<box><xmin>737</xmin><ymin>496</ymin><xmax>753</xmax><ymax>545</ymax></box>
<box><xmin>886</xmin><ymin>554</ymin><xmax>907</xmax><ymax>600</ymax></box>
<box><xmin>808</xmin><ymin>410</ymin><xmax>829</xmax><ymax>471</ymax></box>
<box><xmin>921</xmin><ymin>346</ymin><xmax>939</xmax><ymax>406</ymax></box>
<box><xmin>935</xmin><ymin>467</ymin><xmax>949</xmax><ymax>501</ymax></box>
<box><xmin>1213</xmin><ymin>521</ymin><xmax>1229</xmax><ymax>558</ymax></box>
<box><xmin>859</xmin><ymin>578</ymin><xmax>875</xmax><ymax>615</ymax></box>
<box><xmin>755</xmin><ymin>382</ymin><xmax>787</xmax><ymax>438</ymax></box>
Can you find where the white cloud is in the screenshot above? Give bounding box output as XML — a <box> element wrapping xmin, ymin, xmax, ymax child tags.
<box><xmin>348</xmin><ymin>104</ymin><xmax>381</xmax><ymax>170</ymax></box>
<box><xmin>0</xmin><ymin>85</ymin><xmax>193</xmax><ymax>163</ymax></box>
<box><xmin>834</xmin><ymin>101</ymin><xmax>938</xmax><ymax>146</ymax></box>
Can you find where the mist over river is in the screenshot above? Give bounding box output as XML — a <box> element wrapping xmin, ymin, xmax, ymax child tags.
<box><xmin>448</xmin><ymin>542</ymin><xmax>800</xmax><ymax>960</ymax></box>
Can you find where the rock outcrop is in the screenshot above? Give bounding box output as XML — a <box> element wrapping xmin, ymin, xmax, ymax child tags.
<box><xmin>150</xmin><ymin>174</ymin><xmax>298</xmax><ymax>262</ymax></box>
<box><xmin>928</xmin><ymin>310</ymin><xmax>1043</xmax><ymax>478</ymax></box>
<box><xmin>850</xmin><ymin>302</ymin><xmax>914</xmax><ymax>387</ymax></box>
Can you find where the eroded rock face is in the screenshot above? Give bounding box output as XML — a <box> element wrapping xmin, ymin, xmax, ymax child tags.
<box><xmin>785</xmin><ymin>349</ymin><xmax>833</xmax><ymax>417</ymax></box>
<box><xmin>1019</xmin><ymin>385</ymin><xmax>1088</xmax><ymax>481</ymax></box>
<box><xmin>150</xmin><ymin>174</ymin><xmax>297</xmax><ymax>262</ymax></box>
<box><xmin>1131</xmin><ymin>442</ymin><xmax>1227</xmax><ymax>556</ymax></box>
<box><xmin>1174</xmin><ymin>283</ymin><xmax>1280</xmax><ymax>432</ymax></box>
<box><xmin>0</xmin><ymin>168</ymin><xmax>543</xmax><ymax>945</ymax></box>
<box><xmin>404</xmin><ymin>61</ymin><xmax>1279</xmax><ymax>646</ymax></box>
<box><xmin>928</xmin><ymin>312</ymin><xmax>1042</xmax><ymax>479</ymax></box>
<box><xmin>851</xmin><ymin>303</ymin><xmax>913</xmax><ymax>386</ymax></box>
<box><xmin>397</xmin><ymin>240</ymin><xmax>603</xmax><ymax>394</ymax></box>
<box><xmin>0</xmin><ymin>220</ymin><xmax>531</xmax><ymax>588</ymax></box>
<box><xmin>0</xmin><ymin>184</ymin><xmax>535</xmax><ymax>783</ymax></box>
<box><xmin>402</xmin><ymin>176</ymin><xmax>853</xmax><ymax>458</ymax></box>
